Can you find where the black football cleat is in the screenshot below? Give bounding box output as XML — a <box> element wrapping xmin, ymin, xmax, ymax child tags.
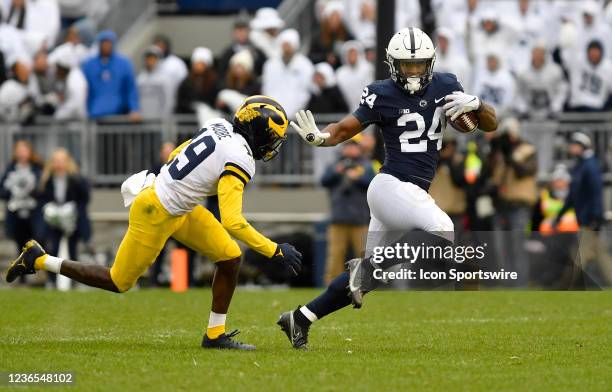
<box><xmin>5</xmin><ymin>240</ymin><xmax>46</xmax><ymax>283</ymax></box>
<box><xmin>347</xmin><ymin>258</ymin><xmax>365</xmax><ymax>309</ymax></box>
<box><xmin>201</xmin><ymin>330</ymin><xmax>256</xmax><ymax>350</ymax></box>
<box><xmin>277</xmin><ymin>309</ymin><xmax>309</xmax><ymax>349</ymax></box>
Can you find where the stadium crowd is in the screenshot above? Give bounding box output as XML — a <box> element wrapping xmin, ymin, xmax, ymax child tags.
<box><xmin>0</xmin><ymin>0</ymin><xmax>611</xmax><ymax>288</ymax></box>
<box><xmin>2</xmin><ymin>0</ymin><xmax>612</xmax><ymax>123</ymax></box>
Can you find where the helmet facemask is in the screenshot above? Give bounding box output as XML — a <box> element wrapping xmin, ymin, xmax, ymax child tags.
<box><xmin>255</xmin><ymin>126</ymin><xmax>286</xmax><ymax>162</ymax></box>
<box><xmin>386</xmin><ymin>54</ymin><xmax>435</xmax><ymax>94</ymax></box>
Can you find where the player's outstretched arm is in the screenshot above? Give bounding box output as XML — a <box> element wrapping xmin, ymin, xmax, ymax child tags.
<box><xmin>291</xmin><ymin>110</ymin><xmax>363</xmax><ymax>147</ymax></box>
<box><xmin>217</xmin><ymin>175</ymin><xmax>303</xmax><ymax>275</ymax></box>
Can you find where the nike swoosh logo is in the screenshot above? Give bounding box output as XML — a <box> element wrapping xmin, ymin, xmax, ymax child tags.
<box><xmin>435</xmin><ymin>97</ymin><xmax>445</xmax><ymax>104</ymax></box>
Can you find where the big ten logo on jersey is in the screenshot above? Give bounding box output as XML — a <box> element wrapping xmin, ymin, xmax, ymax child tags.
<box><xmin>360</xmin><ymin>87</ymin><xmax>377</xmax><ymax>109</ymax></box>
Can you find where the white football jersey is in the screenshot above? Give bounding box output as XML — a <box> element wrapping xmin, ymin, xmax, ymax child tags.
<box><xmin>155</xmin><ymin>118</ymin><xmax>255</xmax><ymax>215</ymax></box>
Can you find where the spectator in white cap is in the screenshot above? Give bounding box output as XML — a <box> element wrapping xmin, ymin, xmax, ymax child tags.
<box><xmin>307</xmin><ymin>62</ymin><xmax>348</xmax><ymax>113</ymax></box>
<box><xmin>516</xmin><ymin>42</ymin><xmax>568</xmax><ymax>120</ymax></box>
<box><xmin>309</xmin><ymin>1</ymin><xmax>352</xmax><ymax>68</ymax></box>
<box><xmin>0</xmin><ymin>55</ymin><xmax>40</xmax><ymax>123</ymax></box>
<box><xmin>216</xmin><ymin>50</ymin><xmax>260</xmax><ymax>114</ymax></box>
<box><xmin>336</xmin><ymin>40</ymin><xmax>373</xmax><ymax>111</ymax></box>
<box><xmin>249</xmin><ymin>7</ymin><xmax>285</xmax><ymax>59</ymax></box>
<box><xmin>47</xmin><ymin>43</ymin><xmax>87</xmax><ymax>120</ymax></box>
<box><xmin>434</xmin><ymin>27</ymin><xmax>471</xmax><ymax>92</ymax></box>
<box><xmin>472</xmin><ymin>52</ymin><xmax>516</xmax><ymax>119</ymax></box>
<box><xmin>262</xmin><ymin>28</ymin><xmax>313</xmax><ymax>116</ymax></box>
<box><xmin>137</xmin><ymin>45</ymin><xmax>174</xmax><ymax>119</ymax></box>
<box><xmin>175</xmin><ymin>46</ymin><xmax>218</xmax><ymax>114</ymax></box>
<box><xmin>507</xmin><ymin>0</ymin><xmax>548</xmax><ymax>73</ymax></box>
<box><xmin>52</xmin><ymin>25</ymin><xmax>89</xmax><ymax>66</ymax></box>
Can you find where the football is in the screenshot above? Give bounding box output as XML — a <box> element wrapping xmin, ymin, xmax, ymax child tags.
<box><xmin>449</xmin><ymin>111</ymin><xmax>479</xmax><ymax>133</ymax></box>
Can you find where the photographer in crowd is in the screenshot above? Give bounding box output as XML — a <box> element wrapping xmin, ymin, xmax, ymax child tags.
<box><xmin>321</xmin><ymin>136</ymin><xmax>375</xmax><ymax>283</ymax></box>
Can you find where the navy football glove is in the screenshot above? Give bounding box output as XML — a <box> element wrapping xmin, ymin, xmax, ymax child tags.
<box><xmin>272</xmin><ymin>243</ymin><xmax>303</xmax><ymax>276</ymax></box>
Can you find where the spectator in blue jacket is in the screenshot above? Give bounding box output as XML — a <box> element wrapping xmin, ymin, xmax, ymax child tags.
<box><xmin>81</xmin><ymin>30</ymin><xmax>141</xmax><ymax>120</ymax></box>
<box><xmin>321</xmin><ymin>137</ymin><xmax>375</xmax><ymax>283</ymax></box>
<box><xmin>555</xmin><ymin>132</ymin><xmax>612</xmax><ymax>285</ymax></box>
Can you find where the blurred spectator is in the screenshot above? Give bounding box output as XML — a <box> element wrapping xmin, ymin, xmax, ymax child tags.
<box><xmin>176</xmin><ymin>46</ymin><xmax>218</xmax><ymax>114</ymax></box>
<box><xmin>137</xmin><ymin>45</ymin><xmax>173</xmax><ymax>119</ymax></box>
<box><xmin>516</xmin><ymin>44</ymin><xmax>568</xmax><ymax>120</ymax></box>
<box><xmin>81</xmin><ymin>30</ymin><xmax>140</xmax><ymax>119</ymax></box>
<box><xmin>489</xmin><ymin>118</ymin><xmax>537</xmax><ymax>286</ymax></box>
<box><xmin>555</xmin><ymin>132</ymin><xmax>612</xmax><ymax>285</ymax></box>
<box><xmin>321</xmin><ymin>137</ymin><xmax>374</xmax><ymax>283</ymax></box>
<box><xmin>532</xmin><ymin>164</ymin><xmax>577</xmax><ymax>236</ymax></box>
<box><xmin>216</xmin><ymin>50</ymin><xmax>260</xmax><ymax>114</ymax></box>
<box><xmin>40</xmin><ymin>148</ymin><xmax>91</xmax><ymax>286</ymax></box>
<box><xmin>307</xmin><ymin>62</ymin><xmax>347</xmax><ymax>113</ymax></box>
<box><xmin>564</xmin><ymin>40</ymin><xmax>612</xmax><ymax>111</ymax></box>
<box><xmin>0</xmin><ymin>56</ymin><xmax>40</xmax><ymax>123</ymax></box>
<box><xmin>434</xmin><ymin>27</ymin><xmax>471</xmax><ymax>91</ymax></box>
<box><xmin>262</xmin><ymin>29</ymin><xmax>313</xmax><ymax>116</ymax></box>
<box><xmin>1</xmin><ymin>0</ymin><xmax>60</xmax><ymax>48</ymax></box>
<box><xmin>0</xmin><ymin>140</ymin><xmax>45</xmax><ymax>266</ymax></box>
<box><xmin>468</xmin><ymin>11</ymin><xmax>514</xmax><ymax>71</ymax></box>
<box><xmin>218</xmin><ymin>18</ymin><xmax>265</xmax><ymax>78</ymax></box>
<box><xmin>429</xmin><ymin>136</ymin><xmax>467</xmax><ymax>230</ymax></box>
<box><xmin>472</xmin><ymin>53</ymin><xmax>516</xmax><ymax>119</ymax></box>
<box><xmin>507</xmin><ymin>0</ymin><xmax>547</xmax><ymax>73</ymax></box>
<box><xmin>432</xmin><ymin>0</ymin><xmax>468</xmax><ymax>44</ymax></box>
<box><xmin>336</xmin><ymin>40</ymin><xmax>373</xmax><ymax>111</ymax></box>
<box><xmin>48</xmin><ymin>42</ymin><xmax>87</xmax><ymax>120</ymax></box>
<box><xmin>32</xmin><ymin>50</ymin><xmax>55</xmax><ymax>114</ymax></box>
<box><xmin>153</xmin><ymin>34</ymin><xmax>188</xmax><ymax>96</ymax></box>
<box><xmin>309</xmin><ymin>1</ymin><xmax>351</xmax><ymax>68</ymax></box>
<box><xmin>52</xmin><ymin>25</ymin><xmax>89</xmax><ymax>65</ymax></box>
<box><xmin>342</xmin><ymin>0</ymin><xmax>375</xmax><ymax>45</ymax></box>
<box><xmin>249</xmin><ymin>7</ymin><xmax>284</xmax><ymax>59</ymax></box>
<box><xmin>575</xmin><ymin>1</ymin><xmax>611</xmax><ymax>60</ymax></box>
<box><xmin>529</xmin><ymin>164</ymin><xmax>579</xmax><ymax>289</ymax></box>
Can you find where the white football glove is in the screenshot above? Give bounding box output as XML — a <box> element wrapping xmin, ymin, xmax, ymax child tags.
<box><xmin>443</xmin><ymin>91</ymin><xmax>481</xmax><ymax>121</ymax></box>
<box><xmin>290</xmin><ymin>110</ymin><xmax>330</xmax><ymax>146</ymax></box>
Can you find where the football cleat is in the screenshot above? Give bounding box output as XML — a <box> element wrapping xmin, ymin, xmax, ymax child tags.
<box><xmin>277</xmin><ymin>309</ymin><xmax>309</xmax><ymax>349</ymax></box>
<box><xmin>201</xmin><ymin>330</ymin><xmax>256</xmax><ymax>350</ymax></box>
<box><xmin>347</xmin><ymin>258</ymin><xmax>366</xmax><ymax>309</ymax></box>
<box><xmin>5</xmin><ymin>240</ymin><xmax>46</xmax><ymax>283</ymax></box>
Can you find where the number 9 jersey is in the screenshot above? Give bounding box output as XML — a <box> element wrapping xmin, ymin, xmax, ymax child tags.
<box><xmin>155</xmin><ymin>118</ymin><xmax>255</xmax><ymax>215</ymax></box>
<box><xmin>353</xmin><ymin>72</ymin><xmax>463</xmax><ymax>191</ymax></box>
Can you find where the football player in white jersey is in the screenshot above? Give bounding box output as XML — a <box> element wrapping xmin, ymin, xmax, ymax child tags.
<box><xmin>6</xmin><ymin>95</ymin><xmax>303</xmax><ymax>350</ymax></box>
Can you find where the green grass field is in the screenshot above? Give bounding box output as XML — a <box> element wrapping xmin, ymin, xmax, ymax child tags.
<box><xmin>1</xmin><ymin>289</ymin><xmax>611</xmax><ymax>391</ymax></box>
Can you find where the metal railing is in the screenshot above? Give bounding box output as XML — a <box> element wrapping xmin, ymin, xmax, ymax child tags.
<box><xmin>1</xmin><ymin>112</ymin><xmax>612</xmax><ymax>186</ymax></box>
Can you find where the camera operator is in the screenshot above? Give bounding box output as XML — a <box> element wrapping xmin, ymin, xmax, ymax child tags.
<box><xmin>321</xmin><ymin>137</ymin><xmax>375</xmax><ymax>283</ymax></box>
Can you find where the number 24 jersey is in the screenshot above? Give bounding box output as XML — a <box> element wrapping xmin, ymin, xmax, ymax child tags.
<box><xmin>353</xmin><ymin>72</ymin><xmax>463</xmax><ymax>191</ymax></box>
